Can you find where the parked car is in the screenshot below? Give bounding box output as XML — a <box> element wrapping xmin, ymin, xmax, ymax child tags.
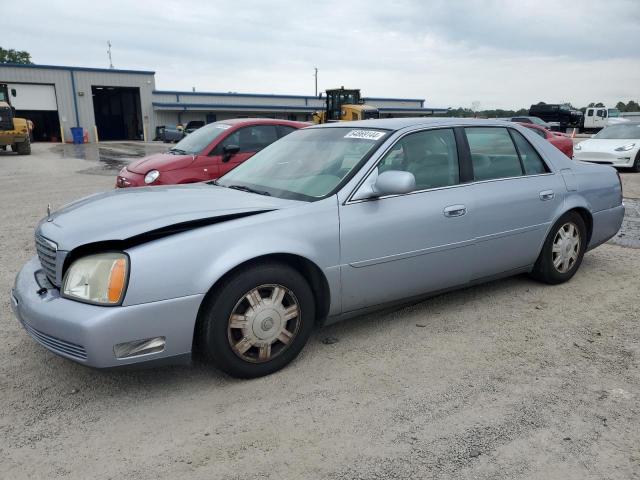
<box><xmin>116</xmin><ymin>118</ymin><xmax>308</xmax><ymax>187</ymax></box>
<box><xmin>12</xmin><ymin>118</ymin><xmax>624</xmax><ymax>378</ymax></box>
<box><xmin>573</xmin><ymin>123</ymin><xmax>640</xmax><ymax>171</ymax></box>
<box><xmin>160</xmin><ymin>124</ymin><xmax>185</xmax><ymax>143</ymax></box>
<box><xmin>516</xmin><ymin>122</ymin><xmax>574</xmax><ymax>158</ymax></box>
<box><xmin>509</xmin><ymin>116</ymin><xmax>553</xmax><ymax>129</ymax></box>
<box><xmin>184</xmin><ymin>120</ymin><xmax>205</xmax><ymax>135</ymax></box>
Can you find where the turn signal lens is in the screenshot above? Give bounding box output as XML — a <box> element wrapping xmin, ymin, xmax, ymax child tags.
<box><xmin>107</xmin><ymin>258</ymin><xmax>127</xmax><ymax>303</ymax></box>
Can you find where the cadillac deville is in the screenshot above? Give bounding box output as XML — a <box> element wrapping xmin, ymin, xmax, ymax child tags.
<box><xmin>11</xmin><ymin>118</ymin><xmax>624</xmax><ymax>378</ymax></box>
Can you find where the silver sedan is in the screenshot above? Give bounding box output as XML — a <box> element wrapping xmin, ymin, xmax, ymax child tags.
<box><xmin>11</xmin><ymin>118</ymin><xmax>624</xmax><ymax>378</ymax></box>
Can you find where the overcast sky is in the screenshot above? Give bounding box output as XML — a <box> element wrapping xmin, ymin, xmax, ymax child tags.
<box><xmin>7</xmin><ymin>0</ymin><xmax>640</xmax><ymax>109</ymax></box>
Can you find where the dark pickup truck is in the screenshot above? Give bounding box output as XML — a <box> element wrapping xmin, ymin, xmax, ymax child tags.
<box><xmin>528</xmin><ymin>104</ymin><xmax>582</xmax><ymax>131</ymax></box>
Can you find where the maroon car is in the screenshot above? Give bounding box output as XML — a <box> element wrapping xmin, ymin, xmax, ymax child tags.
<box><xmin>517</xmin><ymin>122</ymin><xmax>574</xmax><ymax>158</ymax></box>
<box><xmin>116</xmin><ymin>118</ymin><xmax>308</xmax><ymax>188</ymax></box>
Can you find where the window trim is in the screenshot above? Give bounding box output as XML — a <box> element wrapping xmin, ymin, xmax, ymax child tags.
<box><xmin>345</xmin><ymin>125</ymin><xmax>554</xmax><ymax>205</ymax></box>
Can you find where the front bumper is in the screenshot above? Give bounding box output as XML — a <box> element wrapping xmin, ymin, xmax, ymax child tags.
<box><xmin>574</xmin><ymin>151</ymin><xmax>636</xmax><ymax>167</ymax></box>
<box><xmin>11</xmin><ymin>256</ymin><xmax>204</xmax><ymax>368</ymax></box>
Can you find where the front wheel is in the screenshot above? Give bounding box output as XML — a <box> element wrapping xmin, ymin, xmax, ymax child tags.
<box><xmin>195</xmin><ymin>261</ymin><xmax>315</xmax><ymax>378</ymax></box>
<box><xmin>530</xmin><ymin>212</ymin><xmax>587</xmax><ymax>284</ymax></box>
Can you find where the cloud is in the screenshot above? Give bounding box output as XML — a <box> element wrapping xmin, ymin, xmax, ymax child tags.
<box><xmin>5</xmin><ymin>0</ymin><xmax>640</xmax><ymax>109</ymax></box>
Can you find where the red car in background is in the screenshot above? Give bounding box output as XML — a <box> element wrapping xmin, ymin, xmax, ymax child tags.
<box><xmin>517</xmin><ymin>122</ymin><xmax>573</xmax><ymax>158</ymax></box>
<box><xmin>116</xmin><ymin>118</ymin><xmax>308</xmax><ymax>188</ymax></box>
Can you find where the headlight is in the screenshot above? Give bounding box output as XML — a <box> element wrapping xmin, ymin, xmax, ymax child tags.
<box><xmin>144</xmin><ymin>170</ymin><xmax>160</xmax><ymax>184</ymax></box>
<box><xmin>574</xmin><ymin>144</ymin><xmax>582</xmax><ymax>151</ymax></box>
<box><xmin>614</xmin><ymin>143</ymin><xmax>635</xmax><ymax>152</ymax></box>
<box><xmin>62</xmin><ymin>253</ymin><xmax>129</xmax><ymax>305</ymax></box>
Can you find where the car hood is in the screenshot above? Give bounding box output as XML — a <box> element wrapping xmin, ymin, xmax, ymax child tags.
<box><xmin>607</xmin><ymin>117</ymin><xmax>629</xmax><ymax>126</ymax></box>
<box><xmin>127</xmin><ymin>152</ymin><xmax>195</xmax><ymax>174</ymax></box>
<box><xmin>38</xmin><ymin>183</ymin><xmax>299</xmax><ymax>251</ymax></box>
<box><xmin>577</xmin><ymin>138</ymin><xmax>639</xmax><ymax>153</ymax></box>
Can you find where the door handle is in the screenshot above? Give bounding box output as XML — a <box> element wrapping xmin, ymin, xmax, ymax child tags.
<box><xmin>539</xmin><ymin>190</ymin><xmax>555</xmax><ymax>201</ymax></box>
<box><xmin>443</xmin><ymin>204</ymin><xmax>467</xmax><ymax>217</ymax></box>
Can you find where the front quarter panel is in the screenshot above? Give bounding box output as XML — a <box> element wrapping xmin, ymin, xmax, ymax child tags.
<box><xmin>122</xmin><ymin>196</ymin><xmax>341</xmax><ymax>314</ymax></box>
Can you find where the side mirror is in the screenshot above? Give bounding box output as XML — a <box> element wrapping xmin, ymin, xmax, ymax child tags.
<box><xmin>222</xmin><ymin>144</ymin><xmax>240</xmax><ymax>162</ymax></box>
<box><xmin>353</xmin><ymin>170</ymin><xmax>416</xmax><ymax>200</ymax></box>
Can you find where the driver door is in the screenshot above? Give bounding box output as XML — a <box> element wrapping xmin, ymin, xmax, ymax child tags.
<box><xmin>339</xmin><ymin>128</ymin><xmax>475</xmax><ymax>312</ymax></box>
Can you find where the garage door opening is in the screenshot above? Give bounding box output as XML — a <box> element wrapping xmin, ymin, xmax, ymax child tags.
<box><xmin>92</xmin><ymin>86</ymin><xmax>142</xmax><ymax>141</ymax></box>
<box><xmin>16</xmin><ymin>110</ymin><xmax>61</xmax><ymax>142</ymax></box>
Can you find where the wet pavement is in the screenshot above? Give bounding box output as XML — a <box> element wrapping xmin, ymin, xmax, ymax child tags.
<box><xmin>49</xmin><ymin>141</ymin><xmax>168</xmax><ymax>175</ymax></box>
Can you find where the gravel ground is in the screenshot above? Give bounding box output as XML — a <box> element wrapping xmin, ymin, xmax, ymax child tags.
<box><xmin>1</xmin><ymin>143</ymin><xmax>639</xmax><ymax>479</ymax></box>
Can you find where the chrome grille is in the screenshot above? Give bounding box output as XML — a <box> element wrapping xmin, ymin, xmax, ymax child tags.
<box><xmin>20</xmin><ymin>317</ymin><xmax>87</xmax><ymax>360</ymax></box>
<box><xmin>35</xmin><ymin>233</ymin><xmax>59</xmax><ymax>285</ymax></box>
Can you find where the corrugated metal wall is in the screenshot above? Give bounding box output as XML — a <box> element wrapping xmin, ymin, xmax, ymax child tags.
<box><xmin>0</xmin><ymin>65</ymin><xmax>156</xmax><ymax>142</ymax></box>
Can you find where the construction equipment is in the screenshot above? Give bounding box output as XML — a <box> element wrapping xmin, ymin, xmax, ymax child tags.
<box><xmin>0</xmin><ymin>83</ymin><xmax>31</xmax><ymax>155</ymax></box>
<box><xmin>312</xmin><ymin>87</ymin><xmax>380</xmax><ymax>124</ymax></box>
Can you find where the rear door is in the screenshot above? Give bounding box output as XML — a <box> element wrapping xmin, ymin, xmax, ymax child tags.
<box><xmin>464</xmin><ymin>127</ymin><xmax>564</xmax><ymax>280</ymax></box>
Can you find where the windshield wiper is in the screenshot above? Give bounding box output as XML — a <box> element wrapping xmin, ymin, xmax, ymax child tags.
<box><xmin>227</xmin><ymin>185</ymin><xmax>271</xmax><ymax>196</ymax></box>
<box><xmin>169</xmin><ymin>148</ymin><xmax>188</xmax><ymax>155</ymax></box>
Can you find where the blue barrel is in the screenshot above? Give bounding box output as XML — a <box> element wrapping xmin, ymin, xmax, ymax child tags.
<box><xmin>71</xmin><ymin>127</ymin><xmax>84</xmax><ymax>144</ymax></box>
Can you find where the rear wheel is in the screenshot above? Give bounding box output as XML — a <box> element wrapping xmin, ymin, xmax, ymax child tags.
<box><xmin>195</xmin><ymin>261</ymin><xmax>315</xmax><ymax>378</ymax></box>
<box><xmin>531</xmin><ymin>211</ymin><xmax>586</xmax><ymax>284</ymax></box>
<box><xmin>16</xmin><ymin>138</ymin><xmax>31</xmax><ymax>155</ymax></box>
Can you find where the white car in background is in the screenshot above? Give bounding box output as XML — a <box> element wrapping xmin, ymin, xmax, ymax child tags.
<box><xmin>574</xmin><ymin>123</ymin><xmax>640</xmax><ymax>172</ymax></box>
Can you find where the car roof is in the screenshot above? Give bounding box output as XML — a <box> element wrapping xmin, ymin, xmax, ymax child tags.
<box><xmin>309</xmin><ymin>117</ymin><xmax>517</xmax><ymax>131</ymax></box>
<box><xmin>217</xmin><ymin>118</ymin><xmax>309</xmax><ymax>127</ymax></box>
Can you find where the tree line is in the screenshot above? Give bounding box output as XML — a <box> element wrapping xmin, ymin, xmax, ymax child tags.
<box><xmin>446</xmin><ymin>100</ymin><xmax>639</xmax><ymax>118</ymax></box>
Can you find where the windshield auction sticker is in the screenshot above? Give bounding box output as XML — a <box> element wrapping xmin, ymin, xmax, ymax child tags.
<box><xmin>344</xmin><ymin>130</ymin><xmax>386</xmax><ymax>141</ymax></box>
<box><xmin>215</xmin><ymin>124</ymin><xmax>232</xmax><ymax>129</ymax></box>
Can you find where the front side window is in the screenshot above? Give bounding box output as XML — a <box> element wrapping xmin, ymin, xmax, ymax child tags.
<box><xmin>511</xmin><ymin>130</ymin><xmax>549</xmax><ymax>175</ymax></box>
<box><xmin>218</xmin><ymin>127</ymin><xmax>388</xmax><ymax>201</ymax></box>
<box><xmin>218</xmin><ymin>125</ymin><xmax>279</xmax><ymax>154</ymax></box>
<box><xmin>376</xmin><ymin>128</ymin><xmax>459</xmax><ymax>191</ymax></box>
<box><xmin>171</xmin><ymin>122</ymin><xmax>230</xmax><ymax>154</ymax></box>
<box><xmin>587</xmin><ymin>110</ymin><xmax>594</xmax><ymax>117</ymax></box>
<box><xmin>465</xmin><ymin>127</ymin><xmax>522</xmax><ymax>181</ymax></box>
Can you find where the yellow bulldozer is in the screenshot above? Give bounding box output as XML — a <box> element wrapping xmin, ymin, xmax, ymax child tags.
<box><xmin>312</xmin><ymin>87</ymin><xmax>380</xmax><ymax>124</ymax></box>
<box><xmin>0</xmin><ymin>83</ymin><xmax>31</xmax><ymax>155</ymax></box>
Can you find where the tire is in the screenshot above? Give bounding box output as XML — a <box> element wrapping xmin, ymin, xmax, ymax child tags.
<box><xmin>195</xmin><ymin>261</ymin><xmax>315</xmax><ymax>378</ymax></box>
<box><xmin>530</xmin><ymin>211</ymin><xmax>587</xmax><ymax>285</ymax></box>
<box><xmin>632</xmin><ymin>151</ymin><xmax>640</xmax><ymax>173</ymax></box>
<box><xmin>16</xmin><ymin>138</ymin><xmax>31</xmax><ymax>155</ymax></box>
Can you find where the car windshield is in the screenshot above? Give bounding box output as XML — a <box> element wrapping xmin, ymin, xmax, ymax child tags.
<box><xmin>594</xmin><ymin>124</ymin><xmax>640</xmax><ymax>139</ymax></box>
<box><xmin>217</xmin><ymin>127</ymin><xmax>389</xmax><ymax>201</ymax></box>
<box><xmin>171</xmin><ymin>122</ymin><xmax>231</xmax><ymax>154</ymax></box>
<box><xmin>607</xmin><ymin>109</ymin><xmax>620</xmax><ymax>118</ymax></box>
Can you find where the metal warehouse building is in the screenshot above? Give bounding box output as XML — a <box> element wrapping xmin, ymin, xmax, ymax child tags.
<box><xmin>0</xmin><ymin>63</ymin><xmax>446</xmax><ymax>143</ymax></box>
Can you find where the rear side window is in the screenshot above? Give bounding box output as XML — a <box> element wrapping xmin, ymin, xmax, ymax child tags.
<box><xmin>587</xmin><ymin>110</ymin><xmax>594</xmax><ymax>117</ymax></box>
<box><xmin>465</xmin><ymin>127</ymin><xmax>522</xmax><ymax>181</ymax></box>
<box><xmin>510</xmin><ymin>130</ymin><xmax>549</xmax><ymax>175</ymax></box>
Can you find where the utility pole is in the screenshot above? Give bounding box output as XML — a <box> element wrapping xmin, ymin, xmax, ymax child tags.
<box><xmin>314</xmin><ymin>67</ymin><xmax>318</xmax><ymax>96</ymax></box>
<box><xmin>107</xmin><ymin>41</ymin><xmax>114</xmax><ymax>69</ymax></box>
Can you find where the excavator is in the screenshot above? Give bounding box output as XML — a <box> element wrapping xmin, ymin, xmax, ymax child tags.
<box><xmin>312</xmin><ymin>87</ymin><xmax>380</xmax><ymax>124</ymax></box>
<box><xmin>0</xmin><ymin>83</ymin><xmax>31</xmax><ymax>155</ymax></box>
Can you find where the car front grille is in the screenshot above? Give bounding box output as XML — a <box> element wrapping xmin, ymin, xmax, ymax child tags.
<box><xmin>20</xmin><ymin>317</ymin><xmax>88</xmax><ymax>360</ymax></box>
<box><xmin>35</xmin><ymin>233</ymin><xmax>59</xmax><ymax>286</ymax></box>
